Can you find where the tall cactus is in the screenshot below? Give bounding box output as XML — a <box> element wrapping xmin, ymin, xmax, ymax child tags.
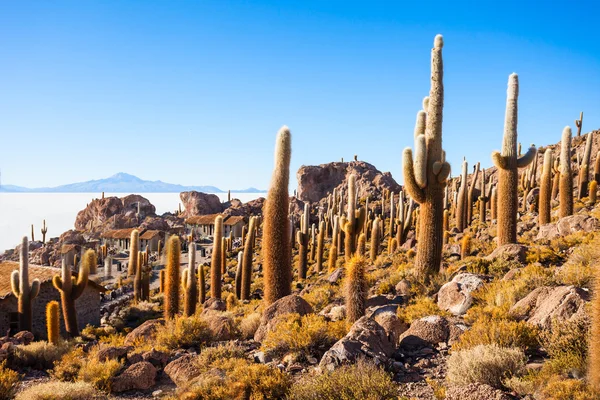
<box><xmin>11</xmin><ymin>237</ymin><xmax>40</xmax><ymax>333</ymax></box>
<box><xmin>578</xmin><ymin>131</ymin><xmax>594</xmax><ymax>199</ymax></box>
<box><xmin>53</xmin><ymin>250</ymin><xmax>91</xmax><ymax>337</ymax></box>
<box><xmin>46</xmin><ymin>301</ymin><xmax>60</xmax><ymax>344</ymax></box>
<box><xmin>455</xmin><ymin>159</ymin><xmax>468</xmax><ymax>231</ymax></box>
<box><xmin>342</xmin><ymin>175</ymin><xmax>365</xmax><ymax>261</ymax></box>
<box><xmin>221</xmin><ymin>236</ymin><xmax>227</xmax><ymax>274</ymax></box>
<box><xmin>134</xmin><ymin>251</ymin><xmax>143</xmax><ymax>302</ymax></box>
<box><xmin>467</xmin><ymin>162</ymin><xmax>480</xmax><ymax>225</ymax></box>
<box><xmin>211</xmin><ymin>215</ymin><xmax>223</xmax><ymax>299</ymax></box>
<box><xmin>316</xmin><ymin>221</ymin><xmax>325</xmax><ymax>272</ymax></box>
<box><xmin>182</xmin><ymin>243</ymin><xmax>197</xmax><ymax>317</ymax></box>
<box><xmin>235</xmin><ymin>251</ymin><xmax>243</xmax><ymax>300</ymax></box>
<box><xmin>198</xmin><ymin>263</ymin><xmax>206</xmax><ymax>305</ymax></box>
<box><xmin>241</xmin><ymin>216</ymin><xmax>257</xmax><ymax>300</ymax></box>
<box><xmin>402</xmin><ymin>35</ymin><xmax>451</xmax><ymax>279</ymax></box>
<box><xmin>328</xmin><ymin>244</ymin><xmax>338</xmax><ymax>272</ymax></box>
<box><xmin>262</xmin><ymin>126</ymin><xmax>292</xmax><ymax>305</ymax></box>
<box><xmin>559</xmin><ymin>126</ymin><xmax>574</xmax><ymax>218</ymax></box>
<box><xmin>164</xmin><ymin>236</ymin><xmax>180</xmax><ymax>319</ymax></box>
<box><xmin>345</xmin><ymin>255</ymin><xmax>367</xmax><ymax>324</ymax></box>
<box><xmin>296</xmin><ymin>203</ymin><xmax>310</xmax><ymax>280</ymax></box>
<box><xmin>539</xmin><ymin>149</ymin><xmax>553</xmax><ymax>225</ymax></box>
<box><xmin>370</xmin><ymin>217</ymin><xmax>381</xmax><ymax>262</ymax></box>
<box><xmin>491</xmin><ymin>73</ymin><xmax>536</xmax><ymax>246</ymax></box>
<box><xmin>478</xmin><ymin>168</ymin><xmax>490</xmax><ymax>224</ymax></box>
<box><xmin>128</xmin><ymin>230</ymin><xmax>139</xmax><ymax>276</ymax></box>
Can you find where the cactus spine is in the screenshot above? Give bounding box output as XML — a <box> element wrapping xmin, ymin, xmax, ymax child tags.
<box><xmin>297</xmin><ymin>203</ymin><xmax>310</xmax><ymax>280</ymax></box>
<box><xmin>182</xmin><ymin>243</ymin><xmax>197</xmax><ymax>317</ymax></box>
<box><xmin>128</xmin><ymin>230</ymin><xmax>139</xmax><ymax>276</ymax></box>
<box><xmin>345</xmin><ymin>255</ymin><xmax>368</xmax><ymax>324</ymax></box>
<box><xmin>11</xmin><ymin>237</ymin><xmax>40</xmax><ymax>333</ymax></box>
<box><xmin>164</xmin><ymin>236</ymin><xmax>180</xmax><ymax>319</ymax></box>
<box><xmin>53</xmin><ymin>250</ymin><xmax>92</xmax><ymax>337</ymax></box>
<box><xmin>41</xmin><ymin>220</ymin><xmax>48</xmax><ymax>244</ymax></box>
<box><xmin>262</xmin><ymin>126</ymin><xmax>292</xmax><ymax>305</ymax></box>
<box><xmin>491</xmin><ymin>73</ymin><xmax>536</xmax><ymax>246</ymax></box>
<box><xmin>241</xmin><ymin>216</ymin><xmax>257</xmax><ymax>300</ymax></box>
<box><xmin>211</xmin><ymin>216</ymin><xmax>224</xmax><ymax>299</ymax></box>
<box><xmin>578</xmin><ymin>131</ymin><xmax>594</xmax><ymax>199</ymax></box>
<box><xmin>559</xmin><ymin>127</ymin><xmax>574</xmax><ymax>218</ymax></box>
<box><xmin>539</xmin><ymin>149</ymin><xmax>553</xmax><ymax>225</ymax></box>
<box><xmin>46</xmin><ymin>301</ymin><xmax>60</xmax><ymax>344</ymax></box>
<box><xmin>402</xmin><ymin>35</ymin><xmax>451</xmax><ymax>279</ymax></box>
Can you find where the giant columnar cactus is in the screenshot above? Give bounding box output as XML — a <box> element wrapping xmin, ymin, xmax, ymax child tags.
<box><xmin>328</xmin><ymin>244</ymin><xmax>337</xmax><ymax>272</ymax></box>
<box><xmin>128</xmin><ymin>230</ymin><xmax>139</xmax><ymax>276</ymax></box>
<box><xmin>370</xmin><ymin>217</ymin><xmax>381</xmax><ymax>262</ymax></box>
<box><xmin>296</xmin><ymin>203</ymin><xmax>310</xmax><ymax>280</ymax></box>
<box><xmin>221</xmin><ymin>237</ymin><xmax>227</xmax><ymax>274</ymax></box>
<box><xmin>241</xmin><ymin>216</ymin><xmax>257</xmax><ymax>300</ymax></box>
<box><xmin>590</xmin><ymin>250</ymin><xmax>600</xmax><ymax>390</ymax></box>
<box><xmin>31</xmin><ymin>224</ymin><xmax>35</xmax><ymax>242</ymax></box>
<box><xmin>41</xmin><ymin>220</ymin><xmax>48</xmax><ymax>244</ymax></box>
<box><xmin>578</xmin><ymin>131</ymin><xmax>594</xmax><ymax>199</ymax></box>
<box><xmin>345</xmin><ymin>255</ymin><xmax>368</xmax><ymax>324</ymax></box>
<box><xmin>134</xmin><ymin>251</ymin><xmax>143</xmax><ymax>302</ymax></box>
<box><xmin>159</xmin><ymin>270</ymin><xmax>165</xmax><ymax>293</ymax></box>
<box><xmin>491</xmin><ymin>73</ymin><xmax>536</xmax><ymax>246</ymax></box>
<box><xmin>182</xmin><ymin>243</ymin><xmax>198</xmax><ymax>317</ymax></box>
<box><xmin>198</xmin><ymin>264</ymin><xmax>206</xmax><ymax>304</ymax></box>
<box><xmin>490</xmin><ymin>186</ymin><xmax>497</xmax><ymax>220</ymax></box>
<box><xmin>310</xmin><ymin>223</ymin><xmax>316</xmax><ymax>262</ymax></box>
<box><xmin>539</xmin><ymin>150</ymin><xmax>553</xmax><ymax>225</ymax></box>
<box><xmin>142</xmin><ymin>269</ymin><xmax>150</xmax><ymax>301</ymax></box>
<box><xmin>235</xmin><ymin>251</ymin><xmax>243</xmax><ymax>299</ymax></box>
<box><xmin>11</xmin><ymin>237</ymin><xmax>40</xmax><ymax>333</ymax></box>
<box><xmin>559</xmin><ymin>127</ymin><xmax>574</xmax><ymax>218</ymax></box>
<box><xmin>455</xmin><ymin>159</ymin><xmax>468</xmax><ymax>232</ymax></box>
<box><xmin>402</xmin><ymin>37</ymin><xmax>451</xmax><ymax>279</ymax></box>
<box><xmin>357</xmin><ymin>233</ymin><xmax>366</xmax><ymax>256</ymax></box>
<box><xmin>46</xmin><ymin>301</ymin><xmax>60</xmax><ymax>344</ymax></box>
<box><xmin>212</xmin><ymin>215</ymin><xmax>224</xmax><ymax>299</ymax></box>
<box><xmin>590</xmin><ymin>181</ymin><xmax>598</xmax><ymax>205</ymax></box>
<box><xmin>478</xmin><ymin>168</ymin><xmax>492</xmax><ymax>224</ymax></box>
<box><xmin>53</xmin><ymin>250</ymin><xmax>92</xmax><ymax>337</ymax></box>
<box><xmin>467</xmin><ymin>162</ymin><xmax>480</xmax><ymax>225</ymax></box>
<box><xmin>263</xmin><ymin>126</ymin><xmax>292</xmax><ymax>305</ymax></box>
<box><xmin>342</xmin><ymin>175</ymin><xmax>366</xmax><ymax>260</ymax></box>
<box><xmin>164</xmin><ymin>236</ymin><xmax>181</xmax><ymax>319</ymax></box>
<box><xmin>460</xmin><ymin>234</ymin><xmax>471</xmax><ymax>260</ymax></box>
<box><xmin>315</xmin><ymin>221</ymin><xmax>325</xmax><ymax>272</ymax></box>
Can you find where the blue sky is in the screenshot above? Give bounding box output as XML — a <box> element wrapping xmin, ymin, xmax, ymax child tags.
<box><xmin>1</xmin><ymin>0</ymin><xmax>599</xmax><ymax>191</ymax></box>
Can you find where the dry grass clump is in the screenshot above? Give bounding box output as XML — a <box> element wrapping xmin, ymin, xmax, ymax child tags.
<box><xmin>51</xmin><ymin>347</ymin><xmax>86</xmax><ymax>382</ymax></box>
<box><xmin>174</xmin><ymin>357</ymin><xmax>291</xmax><ymax>400</ymax></box>
<box><xmin>51</xmin><ymin>346</ymin><xmax>122</xmax><ymax>392</ymax></box>
<box><xmin>453</xmin><ymin>318</ymin><xmax>539</xmax><ymax>352</ymax></box>
<box><xmin>538</xmin><ymin>377</ymin><xmax>597</xmax><ymax>400</ymax></box>
<box><xmin>262</xmin><ymin>313</ymin><xmax>346</xmax><ymax>358</ymax></box>
<box><xmin>0</xmin><ymin>361</ymin><xmax>20</xmax><ymax>400</ymax></box>
<box><xmin>447</xmin><ymin>344</ymin><xmax>526</xmax><ymax>388</ymax></box>
<box><xmin>81</xmin><ymin>325</ymin><xmax>117</xmax><ymax>340</ymax></box>
<box><xmin>397</xmin><ymin>296</ymin><xmax>447</xmax><ymax>324</ymax></box>
<box><xmin>374</xmin><ymin>270</ymin><xmax>403</xmax><ymax>295</ymax></box>
<box><xmin>303</xmin><ymin>285</ymin><xmax>339</xmax><ymax>312</ymax></box>
<box><xmin>154</xmin><ymin>314</ymin><xmax>214</xmax><ymax>350</ymax></box>
<box><xmin>555</xmin><ymin>239</ymin><xmax>600</xmax><ymax>287</ymax></box>
<box><xmin>288</xmin><ymin>359</ymin><xmax>398</xmax><ymax>399</ymax></box>
<box><xmin>239</xmin><ymin>312</ymin><xmax>261</xmax><ymax>339</ymax></box>
<box><xmin>13</xmin><ymin>340</ymin><xmax>72</xmax><ymax>370</ymax></box>
<box><xmin>15</xmin><ymin>381</ymin><xmax>107</xmax><ymax>400</ymax></box>
<box><xmin>541</xmin><ymin>317</ymin><xmax>589</xmax><ymax>376</ymax></box>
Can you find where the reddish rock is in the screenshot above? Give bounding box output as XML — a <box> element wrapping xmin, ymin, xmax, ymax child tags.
<box><xmin>399</xmin><ymin>315</ymin><xmax>450</xmax><ymax>348</ymax></box>
<box><xmin>180</xmin><ymin>191</ymin><xmax>224</xmax><ymax>217</ymax></box>
<box><xmin>296</xmin><ymin>161</ymin><xmax>401</xmax><ymax>204</ymax></box>
<box><xmin>537</xmin><ymin>215</ymin><xmax>600</xmax><ymax>241</ymax></box>
<box><xmin>124</xmin><ymin>319</ymin><xmax>164</xmax><ymax>346</ymax></box>
<box><xmin>485</xmin><ymin>244</ymin><xmax>527</xmax><ymax>264</ymax></box>
<box><xmin>164</xmin><ymin>354</ymin><xmax>202</xmax><ymax>387</ymax></box>
<box><xmin>74</xmin><ymin>194</ymin><xmax>156</xmax><ymax>232</ymax></box>
<box><xmin>112</xmin><ymin>361</ymin><xmax>157</xmax><ymax>392</ymax></box>
<box><xmin>121</xmin><ymin>194</ymin><xmax>156</xmax><ymax>217</ymax></box>
<box><xmin>438</xmin><ymin>273</ymin><xmax>486</xmax><ymax>316</ymax></box>
<box><xmin>254</xmin><ymin>295</ymin><xmax>314</xmax><ymax>342</ymax></box>
<box><xmin>74</xmin><ymin>197</ymin><xmax>124</xmax><ymax>231</ymax></box>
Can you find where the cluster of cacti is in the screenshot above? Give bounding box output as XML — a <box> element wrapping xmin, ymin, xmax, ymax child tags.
<box><xmin>262</xmin><ymin>126</ymin><xmax>292</xmax><ymax>305</ymax></box>
<box><xmin>241</xmin><ymin>216</ymin><xmax>257</xmax><ymax>300</ymax></box>
<box><xmin>559</xmin><ymin>126</ymin><xmax>574</xmax><ymax>218</ymax></box>
<box><xmin>182</xmin><ymin>243</ymin><xmax>198</xmax><ymax>316</ymax></box>
<box><xmin>520</xmin><ymin>150</ymin><xmax>538</xmax><ymax>212</ymax></box>
<box><xmin>342</xmin><ymin>175</ymin><xmax>366</xmax><ymax>261</ymax></box>
<box><xmin>128</xmin><ymin>229</ymin><xmax>139</xmax><ymax>276</ymax></box>
<box><xmin>11</xmin><ymin>237</ymin><xmax>41</xmax><ymax>333</ymax></box>
<box><xmin>41</xmin><ymin>220</ymin><xmax>48</xmax><ymax>244</ymax></box>
<box><xmin>53</xmin><ymin>249</ymin><xmax>92</xmax><ymax>337</ymax></box>
<box><xmin>296</xmin><ymin>203</ymin><xmax>310</xmax><ymax>280</ymax></box>
<box><xmin>164</xmin><ymin>236</ymin><xmax>180</xmax><ymax>319</ymax></box>
<box><xmin>539</xmin><ymin>149</ymin><xmax>554</xmax><ymax>225</ymax></box>
<box><xmin>211</xmin><ymin>215</ymin><xmax>223</xmax><ymax>299</ymax></box>
<box><xmin>402</xmin><ymin>35</ymin><xmax>451</xmax><ymax>279</ymax></box>
<box><xmin>345</xmin><ymin>255</ymin><xmax>367</xmax><ymax>324</ymax></box>
<box><xmin>46</xmin><ymin>301</ymin><xmax>60</xmax><ymax>344</ymax></box>
<box><xmin>395</xmin><ymin>191</ymin><xmax>415</xmax><ymax>245</ymax></box>
<box><xmin>491</xmin><ymin>73</ymin><xmax>536</xmax><ymax>246</ymax></box>
<box><xmin>578</xmin><ymin>131</ymin><xmax>594</xmax><ymax>199</ymax></box>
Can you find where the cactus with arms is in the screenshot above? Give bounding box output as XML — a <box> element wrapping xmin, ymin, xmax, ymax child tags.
<box><xmin>402</xmin><ymin>35</ymin><xmax>451</xmax><ymax>279</ymax></box>
<box><xmin>491</xmin><ymin>73</ymin><xmax>536</xmax><ymax>246</ymax></box>
<box><xmin>11</xmin><ymin>237</ymin><xmax>40</xmax><ymax>333</ymax></box>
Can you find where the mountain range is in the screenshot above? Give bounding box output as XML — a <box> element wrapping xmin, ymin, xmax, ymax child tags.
<box><xmin>0</xmin><ymin>173</ymin><xmax>266</xmax><ymax>193</ymax></box>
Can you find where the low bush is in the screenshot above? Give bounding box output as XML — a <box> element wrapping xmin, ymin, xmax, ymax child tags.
<box><xmin>453</xmin><ymin>318</ymin><xmax>539</xmax><ymax>352</ymax></box>
<box><xmin>446</xmin><ymin>344</ymin><xmax>526</xmax><ymax>389</ymax></box>
<box><xmin>13</xmin><ymin>340</ymin><xmax>72</xmax><ymax>370</ymax></box>
<box><xmin>397</xmin><ymin>296</ymin><xmax>447</xmax><ymax>324</ymax></box>
<box><xmin>540</xmin><ymin>317</ymin><xmax>589</xmax><ymax>376</ymax></box>
<box><xmin>0</xmin><ymin>361</ymin><xmax>20</xmax><ymax>400</ymax></box>
<box><xmin>288</xmin><ymin>359</ymin><xmax>398</xmax><ymax>399</ymax></box>
<box><xmin>154</xmin><ymin>315</ymin><xmax>214</xmax><ymax>350</ymax></box>
<box><xmin>15</xmin><ymin>381</ymin><xmax>107</xmax><ymax>400</ymax></box>
<box><xmin>239</xmin><ymin>312</ymin><xmax>261</xmax><ymax>339</ymax></box>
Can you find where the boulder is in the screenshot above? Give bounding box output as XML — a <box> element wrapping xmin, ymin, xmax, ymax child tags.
<box><xmin>319</xmin><ymin>316</ymin><xmax>393</xmax><ymax>371</ymax></box>
<box><xmin>437</xmin><ymin>273</ymin><xmax>486</xmax><ymax>315</ymax></box>
<box><xmin>445</xmin><ymin>383</ymin><xmax>513</xmax><ymax>400</ymax></box>
<box><xmin>395</xmin><ymin>279</ymin><xmax>411</xmax><ymax>296</ymax></box>
<box><xmin>96</xmin><ymin>345</ymin><xmax>130</xmax><ymax>362</ymax></box>
<box><xmin>112</xmin><ymin>361</ymin><xmax>157</xmax><ymax>392</ymax></box>
<box><xmin>13</xmin><ymin>331</ymin><xmax>34</xmax><ymax>345</ymax></box>
<box><xmin>373</xmin><ymin>312</ymin><xmax>408</xmax><ymax>345</ymax></box>
<box><xmin>204</xmin><ymin>313</ymin><xmax>236</xmax><ymax>341</ymax></box>
<box><xmin>537</xmin><ymin>215</ymin><xmax>600</xmax><ymax>241</ymax></box>
<box><xmin>180</xmin><ymin>191</ymin><xmax>224</xmax><ymax>217</ymax></box>
<box><xmin>124</xmin><ymin>319</ymin><xmax>165</xmax><ymax>346</ymax></box>
<box><xmin>141</xmin><ymin>348</ymin><xmax>169</xmax><ymax>369</ymax></box>
<box><xmin>399</xmin><ymin>315</ymin><xmax>449</xmax><ymax>349</ymax></box>
<box><xmin>121</xmin><ymin>194</ymin><xmax>156</xmax><ymax>217</ymax></box>
<box><xmin>485</xmin><ymin>244</ymin><xmax>527</xmax><ymax>264</ymax></box>
<box><xmin>202</xmin><ymin>298</ymin><xmax>227</xmax><ymax>313</ymax></box>
<box><xmin>254</xmin><ymin>295</ymin><xmax>314</xmax><ymax>342</ymax></box>
<box><xmin>510</xmin><ymin>286</ymin><xmax>589</xmax><ymax>329</ymax></box>
<box><xmin>296</xmin><ymin>161</ymin><xmax>401</xmax><ymax>204</ymax></box>
<box><xmin>74</xmin><ymin>197</ymin><xmax>124</xmax><ymax>231</ymax></box>
<box><xmin>327</xmin><ymin>268</ymin><xmax>344</xmax><ymax>284</ymax></box>
<box><xmin>164</xmin><ymin>354</ymin><xmax>202</xmax><ymax>387</ymax></box>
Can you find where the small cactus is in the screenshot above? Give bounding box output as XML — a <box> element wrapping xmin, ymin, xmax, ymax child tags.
<box><xmin>467</xmin><ymin>162</ymin><xmax>481</xmax><ymax>225</ymax></box>
<box><xmin>221</xmin><ymin>237</ymin><xmax>227</xmax><ymax>275</ymax></box>
<box><xmin>211</xmin><ymin>216</ymin><xmax>224</xmax><ymax>299</ymax></box>
<box><xmin>590</xmin><ymin>181</ymin><xmax>598</xmax><ymax>206</ymax></box>
<box><xmin>456</xmin><ymin>159</ymin><xmax>469</xmax><ymax>231</ymax></box>
<box><xmin>539</xmin><ymin>149</ymin><xmax>553</xmax><ymax>225</ymax></box>
<box><xmin>328</xmin><ymin>244</ymin><xmax>338</xmax><ymax>272</ymax></box>
<box><xmin>345</xmin><ymin>255</ymin><xmax>368</xmax><ymax>324</ymax></box>
<box><xmin>11</xmin><ymin>237</ymin><xmax>40</xmax><ymax>333</ymax></box>
<box><xmin>198</xmin><ymin>264</ymin><xmax>206</xmax><ymax>305</ymax></box>
<box><xmin>46</xmin><ymin>301</ymin><xmax>60</xmax><ymax>344</ymax></box>
<box><xmin>575</xmin><ymin>111</ymin><xmax>583</xmax><ymax>137</ymax></box>
<box><xmin>460</xmin><ymin>235</ymin><xmax>471</xmax><ymax>260</ymax></box>
<box><xmin>357</xmin><ymin>233</ymin><xmax>366</xmax><ymax>257</ymax></box>
<box><xmin>164</xmin><ymin>236</ymin><xmax>181</xmax><ymax>319</ymax></box>
<box><xmin>41</xmin><ymin>220</ymin><xmax>48</xmax><ymax>244</ymax></box>
<box><xmin>559</xmin><ymin>126</ymin><xmax>574</xmax><ymax>218</ymax></box>
<box><xmin>182</xmin><ymin>243</ymin><xmax>198</xmax><ymax>317</ymax></box>
<box><xmin>134</xmin><ymin>251</ymin><xmax>143</xmax><ymax>302</ymax></box>
<box><xmin>159</xmin><ymin>270</ymin><xmax>165</xmax><ymax>293</ymax></box>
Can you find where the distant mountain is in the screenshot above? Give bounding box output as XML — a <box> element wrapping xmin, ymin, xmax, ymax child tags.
<box><xmin>0</xmin><ymin>173</ymin><xmax>266</xmax><ymax>193</ymax></box>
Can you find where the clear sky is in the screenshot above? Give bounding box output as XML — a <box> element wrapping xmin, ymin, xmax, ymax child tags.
<box><xmin>1</xmin><ymin>0</ymin><xmax>599</xmax><ymax>191</ymax></box>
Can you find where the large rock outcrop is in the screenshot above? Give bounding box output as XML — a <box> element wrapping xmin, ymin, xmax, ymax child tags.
<box><xmin>180</xmin><ymin>191</ymin><xmax>224</xmax><ymax>217</ymax></box>
<box><xmin>296</xmin><ymin>161</ymin><xmax>401</xmax><ymax>204</ymax></box>
<box><xmin>74</xmin><ymin>194</ymin><xmax>156</xmax><ymax>231</ymax></box>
